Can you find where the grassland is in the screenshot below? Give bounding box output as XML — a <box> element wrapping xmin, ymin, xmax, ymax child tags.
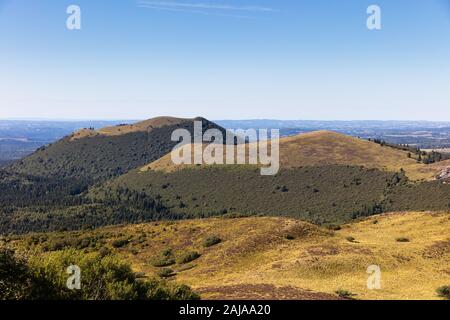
<box><xmin>71</xmin><ymin>116</ymin><xmax>195</xmax><ymax>140</ymax></box>
<box><xmin>144</xmin><ymin>130</ymin><xmax>440</xmax><ymax>181</ymax></box>
<box><xmin>3</xmin><ymin>212</ymin><xmax>448</xmax><ymax>300</ymax></box>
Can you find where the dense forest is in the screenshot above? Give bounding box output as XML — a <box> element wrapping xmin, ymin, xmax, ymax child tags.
<box><xmin>1</xmin><ymin>163</ymin><xmax>450</xmax><ymax>234</ymax></box>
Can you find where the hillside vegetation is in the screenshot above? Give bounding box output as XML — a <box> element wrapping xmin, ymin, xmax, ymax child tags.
<box><xmin>7</xmin><ymin>117</ymin><xmax>226</xmax><ymax>184</ymax></box>
<box><xmin>92</xmin><ymin>162</ymin><xmax>450</xmax><ymax>229</ymax></box>
<box><xmin>93</xmin><ymin>165</ymin><xmax>401</xmax><ymax>225</ymax></box>
<box><xmin>144</xmin><ymin>131</ymin><xmax>440</xmax><ymax>181</ymax></box>
<box><xmin>71</xmin><ymin>116</ymin><xmax>194</xmax><ymax>140</ymax></box>
<box><xmin>2</xmin><ymin>125</ymin><xmax>450</xmax><ymax>234</ymax></box>
<box><xmin>3</xmin><ymin>212</ymin><xmax>449</xmax><ymax>300</ymax></box>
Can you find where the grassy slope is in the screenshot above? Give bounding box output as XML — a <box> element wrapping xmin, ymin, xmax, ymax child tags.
<box><xmin>71</xmin><ymin>116</ymin><xmax>194</xmax><ymax>140</ymax></box>
<box><xmin>144</xmin><ymin>130</ymin><xmax>439</xmax><ymax>181</ymax></box>
<box><xmin>5</xmin><ymin>212</ymin><xmax>449</xmax><ymax>300</ymax></box>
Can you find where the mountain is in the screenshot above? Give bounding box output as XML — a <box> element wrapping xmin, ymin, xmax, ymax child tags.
<box><xmin>6</xmin><ymin>116</ymin><xmax>226</xmax><ymax>186</ymax></box>
<box><xmin>2</xmin><ymin>124</ymin><xmax>450</xmax><ymax>234</ymax></box>
<box><xmin>0</xmin><ymin>117</ymin><xmax>235</xmax><ymax>234</ymax></box>
<box><xmin>143</xmin><ymin>130</ymin><xmax>439</xmax><ymax>181</ymax></box>
<box><xmin>90</xmin><ymin>131</ymin><xmax>450</xmax><ymax>226</ymax></box>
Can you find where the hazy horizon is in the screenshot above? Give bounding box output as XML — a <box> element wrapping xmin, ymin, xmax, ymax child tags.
<box><xmin>2</xmin><ymin>117</ymin><xmax>450</xmax><ymax>124</ymax></box>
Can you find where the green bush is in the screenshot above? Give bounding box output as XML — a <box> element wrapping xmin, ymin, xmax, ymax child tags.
<box><xmin>395</xmin><ymin>237</ymin><xmax>410</xmax><ymax>243</ymax></box>
<box><xmin>203</xmin><ymin>235</ymin><xmax>221</xmax><ymax>248</ymax></box>
<box><xmin>158</xmin><ymin>268</ymin><xmax>175</xmax><ymax>278</ymax></box>
<box><xmin>150</xmin><ymin>249</ymin><xmax>176</xmax><ymax>267</ymax></box>
<box><xmin>327</xmin><ymin>224</ymin><xmax>341</xmax><ymax>231</ymax></box>
<box><xmin>436</xmin><ymin>285</ymin><xmax>450</xmax><ymax>299</ymax></box>
<box><xmin>176</xmin><ymin>251</ymin><xmax>200</xmax><ymax>264</ymax></box>
<box><xmin>112</xmin><ymin>238</ymin><xmax>129</xmax><ymax>248</ymax></box>
<box><xmin>0</xmin><ymin>248</ymin><xmax>198</xmax><ymax>300</ymax></box>
<box><xmin>0</xmin><ymin>249</ymin><xmax>34</xmax><ymax>299</ymax></box>
<box><xmin>335</xmin><ymin>289</ymin><xmax>357</xmax><ymax>299</ymax></box>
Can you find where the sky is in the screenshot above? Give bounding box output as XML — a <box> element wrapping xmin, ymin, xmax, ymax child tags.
<box><xmin>0</xmin><ymin>0</ymin><xmax>450</xmax><ymax>121</ymax></box>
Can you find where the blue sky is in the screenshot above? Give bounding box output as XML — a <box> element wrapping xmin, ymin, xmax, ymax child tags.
<box><xmin>0</xmin><ymin>0</ymin><xmax>450</xmax><ymax>120</ymax></box>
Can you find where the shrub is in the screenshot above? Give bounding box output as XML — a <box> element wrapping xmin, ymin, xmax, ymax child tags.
<box><xmin>176</xmin><ymin>251</ymin><xmax>200</xmax><ymax>264</ymax></box>
<box><xmin>0</xmin><ymin>248</ymin><xmax>199</xmax><ymax>300</ymax></box>
<box><xmin>150</xmin><ymin>249</ymin><xmax>176</xmax><ymax>267</ymax></box>
<box><xmin>436</xmin><ymin>286</ymin><xmax>450</xmax><ymax>299</ymax></box>
<box><xmin>98</xmin><ymin>247</ymin><xmax>111</xmax><ymax>257</ymax></box>
<box><xmin>335</xmin><ymin>289</ymin><xmax>357</xmax><ymax>299</ymax></box>
<box><xmin>47</xmin><ymin>239</ymin><xmax>67</xmax><ymax>251</ymax></box>
<box><xmin>158</xmin><ymin>268</ymin><xmax>175</xmax><ymax>278</ymax></box>
<box><xmin>0</xmin><ymin>249</ymin><xmax>33</xmax><ymax>299</ymax></box>
<box><xmin>396</xmin><ymin>237</ymin><xmax>410</xmax><ymax>243</ymax></box>
<box><xmin>327</xmin><ymin>224</ymin><xmax>341</xmax><ymax>231</ymax></box>
<box><xmin>203</xmin><ymin>235</ymin><xmax>221</xmax><ymax>248</ymax></box>
<box><xmin>346</xmin><ymin>236</ymin><xmax>356</xmax><ymax>243</ymax></box>
<box><xmin>112</xmin><ymin>239</ymin><xmax>129</xmax><ymax>248</ymax></box>
<box><xmin>285</xmin><ymin>235</ymin><xmax>295</xmax><ymax>240</ymax></box>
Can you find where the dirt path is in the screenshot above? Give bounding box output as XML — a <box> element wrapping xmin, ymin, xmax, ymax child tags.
<box><xmin>195</xmin><ymin>284</ymin><xmax>344</xmax><ymax>300</ymax></box>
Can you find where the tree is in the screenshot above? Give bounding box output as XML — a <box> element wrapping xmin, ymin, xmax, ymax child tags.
<box><xmin>0</xmin><ymin>249</ymin><xmax>199</xmax><ymax>300</ymax></box>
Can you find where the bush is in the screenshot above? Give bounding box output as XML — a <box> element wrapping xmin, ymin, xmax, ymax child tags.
<box><xmin>47</xmin><ymin>239</ymin><xmax>67</xmax><ymax>251</ymax></box>
<box><xmin>0</xmin><ymin>248</ymin><xmax>199</xmax><ymax>300</ymax></box>
<box><xmin>98</xmin><ymin>247</ymin><xmax>111</xmax><ymax>257</ymax></box>
<box><xmin>284</xmin><ymin>235</ymin><xmax>295</xmax><ymax>240</ymax></box>
<box><xmin>112</xmin><ymin>238</ymin><xmax>129</xmax><ymax>248</ymax></box>
<box><xmin>396</xmin><ymin>237</ymin><xmax>410</xmax><ymax>243</ymax></box>
<box><xmin>335</xmin><ymin>289</ymin><xmax>357</xmax><ymax>299</ymax></box>
<box><xmin>158</xmin><ymin>268</ymin><xmax>175</xmax><ymax>278</ymax></box>
<box><xmin>346</xmin><ymin>236</ymin><xmax>356</xmax><ymax>243</ymax></box>
<box><xmin>0</xmin><ymin>249</ymin><xmax>33</xmax><ymax>299</ymax></box>
<box><xmin>203</xmin><ymin>235</ymin><xmax>221</xmax><ymax>248</ymax></box>
<box><xmin>436</xmin><ymin>286</ymin><xmax>450</xmax><ymax>299</ymax></box>
<box><xmin>176</xmin><ymin>251</ymin><xmax>200</xmax><ymax>264</ymax></box>
<box><xmin>327</xmin><ymin>225</ymin><xmax>341</xmax><ymax>231</ymax></box>
<box><xmin>150</xmin><ymin>249</ymin><xmax>176</xmax><ymax>267</ymax></box>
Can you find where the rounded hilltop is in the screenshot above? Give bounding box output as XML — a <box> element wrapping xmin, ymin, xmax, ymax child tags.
<box><xmin>71</xmin><ymin>116</ymin><xmax>199</xmax><ymax>140</ymax></box>
<box><xmin>141</xmin><ymin>129</ymin><xmax>439</xmax><ymax>181</ymax></box>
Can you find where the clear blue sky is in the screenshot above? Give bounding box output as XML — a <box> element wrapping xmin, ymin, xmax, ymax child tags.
<box><xmin>1</xmin><ymin>0</ymin><xmax>450</xmax><ymax>120</ymax></box>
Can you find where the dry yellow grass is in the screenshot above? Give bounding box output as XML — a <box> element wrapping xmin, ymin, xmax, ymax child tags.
<box><xmin>98</xmin><ymin>116</ymin><xmax>192</xmax><ymax>136</ymax></box>
<box><xmin>70</xmin><ymin>116</ymin><xmax>193</xmax><ymax>140</ymax></box>
<box><xmin>142</xmin><ymin>130</ymin><xmax>440</xmax><ymax>181</ymax></box>
<box><xmin>20</xmin><ymin>211</ymin><xmax>446</xmax><ymax>300</ymax></box>
<box><xmin>169</xmin><ymin>212</ymin><xmax>450</xmax><ymax>300</ymax></box>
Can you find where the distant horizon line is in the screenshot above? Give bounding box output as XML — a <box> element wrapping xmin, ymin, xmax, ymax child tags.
<box><xmin>1</xmin><ymin>117</ymin><xmax>450</xmax><ymax>123</ymax></box>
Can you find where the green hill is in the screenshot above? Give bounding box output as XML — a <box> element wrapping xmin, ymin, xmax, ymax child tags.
<box><xmin>2</xmin><ymin>127</ymin><xmax>450</xmax><ymax>235</ymax></box>
<box><xmin>6</xmin><ymin>116</ymin><xmax>226</xmax><ymax>185</ymax></box>
<box><xmin>88</xmin><ymin>131</ymin><xmax>450</xmax><ymax>227</ymax></box>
